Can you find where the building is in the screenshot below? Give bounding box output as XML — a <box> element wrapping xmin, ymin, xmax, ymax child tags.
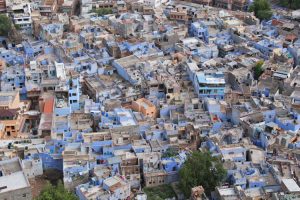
<box><xmin>22</xmin><ymin>154</ymin><xmax>44</xmax><ymax>178</ymax></box>
<box><xmin>0</xmin><ymin>91</ymin><xmax>30</xmax><ymax>138</ymax></box>
<box><xmin>7</xmin><ymin>2</ymin><xmax>32</xmax><ymax>32</ymax></box>
<box><xmin>103</xmin><ymin>176</ymin><xmax>131</xmax><ymax>200</ymax></box>
<box><xmin>192</xmin><ymin>71</ymin><xmax>226</xmax><ymax>99</ymax></box>
<box><xmin>0</xmin><ymin>0</ymin><xmax>5</xmax><ymax>12</ymax></box>
<box><xmin>68</xmin><ymin>71</ymin><xmax>81</xmax><ymax>112</ymax></box>
<box><xmin>169</xmin><ymin>7</ymin><xmax>188</xmax><ymax>22</ymax></box>
<box><xmin>0</xmin><ymin>158</ymin><xmax>32</xmax><ymax>200</ymax></box>
<box><xmin>132</xmin><ymin>98</ymin><xmax>158</xmax><ymax>118</ymax></box>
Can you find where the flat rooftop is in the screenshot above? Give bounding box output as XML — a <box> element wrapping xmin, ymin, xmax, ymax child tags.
<box><xmin>113</xmin><ymin>55</ymin><xmax>140</xmax><ymax>68</ymax></box>
<box><xmin>282</xmin><ymin>178</ymin><xmax>300</xmax><ymax>192</ymax></box>
<box><xmin>196</xmin><ymin>72</ymin><xmax>225</xmax><ymax>85</ymax></box>
<box><xmin>0</xmin><ymin>159</ymin><xmax>22</xmax><ymax>174</ymax></box>
<box><xmin>0</xmin><ymin>171</ymin><xmax>30</xmax><ymax>193</ymax></box>
<box><xmin>217</xmin><ymin>187</ymin><xmax>238</xmax><ymax>196</ymax></box>
<box><xmin>0</xmin><ymin>158</ymin><xmax>30</xmax><ymax>193</ymax></box>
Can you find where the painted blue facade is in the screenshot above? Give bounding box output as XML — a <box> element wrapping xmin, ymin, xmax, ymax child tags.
<box><xmin>162</xmin><ymin>158</ymin><xmax>180</xmax><ymax>172</ymax></box>
<box><xmin>215</xmin><ymin>32</ymin><xmax>233</xmax><ymax>46</ymax></box>
<box><xmin>190</xmin><ymin>21</ymin><xmax>209</xmax><ymax>43</ymax></box>
<box><xmin>0</xmin><ymin>49</ymin><xmax>24</xmax><ymax>65</ymax></box>
<box><xmin>275</xmin><ymin>117</ymin><xmax>300</xmax><ymax>132</ymax></box>
<box><xmin>248</xmin><ymin>178</ymin><xmax>266</xmax><ymax>188</ymax></box>
<box><xmin>99</xmin><ymin>108</ymin><xmax>137</xmax><ymax>129</ymax></box>
<box><xmin>1</xmin><ymin>66</ymin><xmax>25</xmax><ymax>90</ymax></box>
<box><xmin>263</xmin><ymin>110</ymin><xmax>276</xmax><ymax>123</ymax></box>
<box><xmin>68</xmin><ymin>76</ymin><xmax>80</xmax><ymax>112</ymax></box>
<box><xmin>40</xmin><ymin>23</ymin><xmax>64</xmax><ymax>41</ymax></box>
<box><xmin>231</xmin><ymin>170</ymin><xmax>247</xmax><ymax>189</ymax></box>
<box><xmin>112</xmin><ymin>59</ymin><xmax>137</xmax><ymax>85</ymax></box>
<box><xmin>219</xmin><ymin>146</ymin><xmax>247</xmax><ymax>162</ymax></box>
<box><xmin>91</xmin><ymin>140</ymin><xmax>113</xmax><ymax>154</ymax></box>
<box><xmin>22</xmin><ymin>41</ymin><xmax>46</xmax><ymax>58</ymax></box>
<box><xmin>193</xmin><ymin>71</ymin><xmax>225</xmax><ymax>99</ymax></box>
<box><xmin>55</xmin><ymin>105</ymin><xmax>71</xmax><ymax>116</ymax></box>
<box><xmin>39</xmin><ymin>152</ymin><xmax>63</xmax><ymax>171</ymax></box>
<box><xmin>254</xmin><ymin>39</ymin><xmax>282</xmax><ymax>59</ymax></box>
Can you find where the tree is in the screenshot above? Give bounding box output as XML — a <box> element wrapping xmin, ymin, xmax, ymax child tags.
<box><xmin>179</xmin><ymin>151</ymin><xmax>226</xmax><ymax>197</ymax></box>
<box><xmin>280</xmin><ymin>0</ymin><xmax>300</xmax><ymax>10</ymax></box>
<box><xmin>144</xmin><ymin>184</ymin><xmax>176</xmax><ymax>200</ymax></box>
<box><xmin>14</xmin><ymin>24</ymin><xmax>21</xmax><ymax>30</ymax></box>
<box><xmin>253</xmin><ymin>61</ymin><xmax>264</xmax><ymax>80</ymax></box>
<box><xmin>91</xmin><ymin>8</ymin><xmax>113</xmax><ymax>16</ymax></box>
<box><xmin>0</xmin><ymin>14</ymin><xmax>12</xmax><ymax>36</ymax></box>
<box><xmin>162</xmin><ymin>147</ymin><xmax>179</xmax><ymax>158</ymax></box>
<box><xmin>249</xmin><ymin>0</ymin><xmax>273</xmax><ymax>21</ymax></box>
<box><xmin>35</xmin><ymin>181</ymin><xmax>78</xmax><ymax>200</ymax></box>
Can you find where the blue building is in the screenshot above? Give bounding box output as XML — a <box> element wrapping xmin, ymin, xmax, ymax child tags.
<box><xmin>275</xmin><ymin>116</ymin><xmax>300</xmax><ymax>132</ymax></box>
<box><xmin>0</xmin><ymin>48</ymin><xmax>24</xmax><ymax>65</ymax></box>
<box><xmin>193</xmin><ymin>71</ymin><xmax>226</xmax><ymax>99</ymax></box>
<box><xmin>22</xmin><ymin>41</ymin><xmax>47</xmax><ymax>58</ymax></box>
<box><xmin>254</xmin><ymin>39</ymin><xmax>282</xmax><ymax>59</ymax></box>
<box><xmin>99</xmin><ymin>108</ymin><xmax>138</xmax><ymax>129</ymax></box>
<box><xmin>39</xmin><ymin>140</ymin><xmax>66</xmax><ymax>171</ymax></box>
<box><xmin>40</xmin><ymin>23</ymin><xmax>64</xmax><ymax>41</ymax></box>
<box><xmin>190</xmin><ymin>21</ymin><xmax>209</xmax><ymax>43</ymax></box>
<box><xmin>68</xmin><ymin>72</ymin><xmax>81</xmax><ymax>112</ymax></box>
<box><xmin>1</xmin><ymin>65</ymin><xmax>25</xmax><ymax>92</ymax></box>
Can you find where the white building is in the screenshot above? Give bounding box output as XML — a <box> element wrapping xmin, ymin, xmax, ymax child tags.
<box><xmin>7</xmin><ymin>2</ymin><xmax>32</xmax><ymax>31</ymax></box>
<box><xmin>22</xmin><ymin>156</ymin><xmax>43</xmax><ymax>179</ymax></box>
<box><xmin>0</xmin><ymin>158</ymin><xmax>32</xmax><ymax>200</ymax></box>
<box><xmin>143</xmin><ymin>0</ymin><xmax>162</xmax><ymax>8</ymax></box>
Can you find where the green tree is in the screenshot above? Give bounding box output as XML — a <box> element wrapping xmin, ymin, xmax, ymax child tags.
<box><xmin>179</xmin><ymin>151</ymin><xmax>226</xmax><ymax>197</ymax></box>
<box><xmin>35</xmin><ymin>181</ymin><xmax>78</xmax><ymax>200</ymax></box>
<box><xmin>144</xmin><ymin>184</ymin><xmax>176</xmax><ymax>200</ymax></box>
<box><xmin>253</xmin><ymin>61</ymin><xmax>264</xmax><ymax>80</ymax></box>
<box><xmin>280</xmin><ymin>0</ymin><xmax>300</xmax><ymax>10</ymax></box>
<box><xmin>249</xmin><ymin>0</ymin><xmax>273</xmax><ymax>21</ymax></box>
<box><xmin>14</xmin><ymin>24</ymin><xmax>21</xmax><ymax>30</ymax></box>
<box><xmin>91</xmin><ymin>8</ymin><xmax>113</xmax><ymax>16</ymax></box>
<box><xmin>162</xmin><ymin>147</ymin><xmax>179</xmax><ymax>158</ymax></box>
<box><xmin>0</xmin><ymin>14</ymin><xmax>12</xmax><ymax>36</ymax></box>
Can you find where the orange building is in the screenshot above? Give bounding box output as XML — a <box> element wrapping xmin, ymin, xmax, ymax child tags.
<box><xmin>0</xmin><ymin>59</ymin><xmax>6</xmax><ymax>71</ymax></box>
<box><xmin>0</xmin><ymin>91</ymin><xmax>30</xmax><ymax>138</ymax></box>
<box><xmin>132</xmin><ymin>98</ymin><xmax>157</xmax><ymax>119</ymax></box>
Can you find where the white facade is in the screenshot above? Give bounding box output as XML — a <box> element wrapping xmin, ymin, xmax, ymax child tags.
<box><xmin>22</xmin><ymin>158</ymin><xmax>43</xmax><ymax>178</ymax></box>
<box><xmin>9</xmin><ymin>3</ymin><xmax>32</xmax><ymax>31</ymax></box>
<box><xmin>143</xmin><ymin>0</ymin><xmax>161</xmax><ymax>8</ymax></box>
